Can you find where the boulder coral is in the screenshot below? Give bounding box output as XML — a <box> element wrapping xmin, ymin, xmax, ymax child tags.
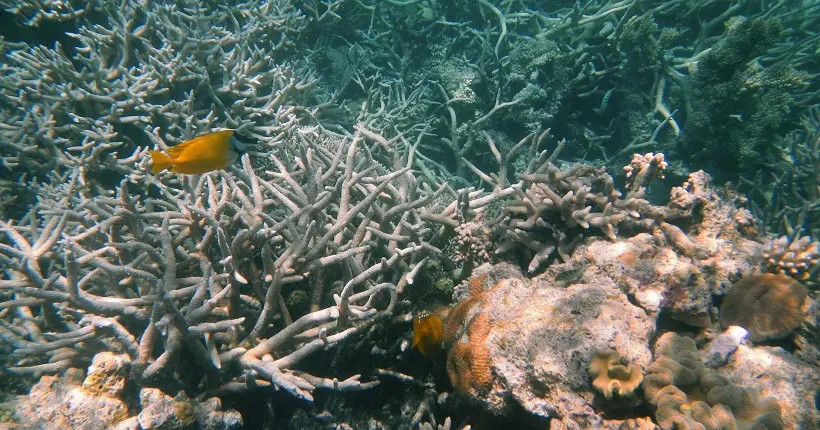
<box><xmin>440</xmin><ymin>263</ymin><xmax>653</xmax><ymax>423</ymax></box>
<box><xmin>719</xmin><ymin>274</ymin><xmax>809</xmax><ymax>342</ymax></box>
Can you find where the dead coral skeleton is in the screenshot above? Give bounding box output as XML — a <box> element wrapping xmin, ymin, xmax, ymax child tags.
<box><xmin>0</xmin><ymin>125</ymin><xmax>455</xmax><ymax>402</ymax></box>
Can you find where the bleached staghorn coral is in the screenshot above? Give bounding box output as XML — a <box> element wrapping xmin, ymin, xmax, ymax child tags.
<box><xmin>743</xmin><ymin>107</ymin><xmax>820</xmax><ymax>241</ymax></box>
<box><xmin>0</xmin><ymin>0</ymin><xmax>100</xmax><ymax>26</ymax></box>
<box><xmin>459</xmin><ymin>129</ymin><xmax>693</xmax><ymax>273</ymax></box>
<box><xmin>0</xmin><ymin>125</ymin><xmax>456</xmax><ymax>402</ymax></box>
<box><xmin>0</xmin><ymin>0</ymin><xmax>316</xmax><ymax>185</ymax></box>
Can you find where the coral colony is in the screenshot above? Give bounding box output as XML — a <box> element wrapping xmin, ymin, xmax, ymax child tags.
<box><xmin>0</xmin><ymin>0</ymin><xmax>817</xmax><ymax>429</ymax></box>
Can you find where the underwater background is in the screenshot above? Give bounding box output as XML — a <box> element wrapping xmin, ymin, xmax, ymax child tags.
<box><xmin>0</xmin><ymin>0</ymin><xmax>817</xmax><ymax>429</ymax></box>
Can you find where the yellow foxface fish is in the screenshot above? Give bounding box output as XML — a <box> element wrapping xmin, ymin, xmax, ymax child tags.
<box><xmin>149</xmin><ymin>129</ymin><xmax>254</xmax><ymax>174</ymax></box>
<box><xmin>412</xmin><ymin>312</ymin><xmax>443</xmax><ymax>356</ymax></box>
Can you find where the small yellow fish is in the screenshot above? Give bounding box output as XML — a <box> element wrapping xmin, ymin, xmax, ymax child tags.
<box><xmin>412</xmin><ymin>312</ymin><xmax>443</xmax><ymax>356</ymax></box>
<box><xmin>149</xmin><ymin>129</ymin><xmax>253</xmax><ymax>174</ymax></box>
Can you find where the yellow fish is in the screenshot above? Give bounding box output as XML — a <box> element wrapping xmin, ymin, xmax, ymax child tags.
<box><xmin>412</xmin><ymin>312</ymin><xmax>443</xmax><ymax>356</ymax></box>
<box><xmin>149</xmin><ymin>129</ymin><xmax>254</xmax><ymax>174</ymax></box>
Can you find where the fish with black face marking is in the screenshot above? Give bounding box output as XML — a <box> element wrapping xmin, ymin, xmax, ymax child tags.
<box><xmin>149</xmin><ymin>129</ymin><xmax>256</xmax><ymax>174</ymax></box>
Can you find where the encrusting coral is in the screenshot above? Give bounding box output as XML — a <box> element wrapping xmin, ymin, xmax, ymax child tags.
<box><xmin>588</xmin><ymin>349</ymin><xmax>644</xmax><ymax>400</ymax></box>
<box><xmin>447</xmin><ymin>311</ymin><xmax>492</xmax><ymax>394</ymax></box>
<box><xmin>719</xmin><ymin>273</ymin><xmax>809</xmax><ymax>342</ymax></box>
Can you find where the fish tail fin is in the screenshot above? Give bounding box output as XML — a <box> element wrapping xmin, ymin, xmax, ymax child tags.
<box><xmin>149</xmin><ymin>150</ymin><xmax>173</xmax><ymax>174</ymax></box>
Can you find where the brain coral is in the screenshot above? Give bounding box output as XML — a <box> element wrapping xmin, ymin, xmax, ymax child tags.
<box><xmin>644</xmin><ymin>333</ymin><xmax>784</xmax><ymax>430</ymax></box>
<box><xmin>719</xmin><ymin>273</ymin><xmax>808</xmax><ymax>342</ymax></box>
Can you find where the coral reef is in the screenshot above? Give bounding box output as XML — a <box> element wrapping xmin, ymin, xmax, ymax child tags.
<box><xmin>0</xmin><ymin>0</ymin><xmax>818</xmax><ymax>428</ymax></box>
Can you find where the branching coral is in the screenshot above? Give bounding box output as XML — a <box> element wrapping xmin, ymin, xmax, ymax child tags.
<box><xmin>0</xmin><ymin>0</ymin><xmax>315</xmax><ymax>186</ymax></box>
<box><xmin>742</xmin><ymin>107</ymin><xmax>820</xmax><ymax>241</ymax></box>
<box><xmin>465</xmin><ymin>133</ymin><xmax>701</xmax><ymax>273</ymax></box>
<box><xmin>684</xmin><ymin>15</ymin><xmax>808</xmax><ymax>176</ymax></box>
<box><xmin>0</xmin><ymin>125</ymin><xmax>458</xmax><ymax>403</ymax></box>
<box><xmin>0</xmin><ymin>0</ymin><xmax>100</xmax><ymax>26</ymax></box>
<box><xmin>623</xmin><ymin>153</ymin><xmax>667</xmax><ymax>197</ymax></box>
<box><xmin>762</xmin><ymin>236</ymin><xmax>819</xmax><ymax>285</ymax></box>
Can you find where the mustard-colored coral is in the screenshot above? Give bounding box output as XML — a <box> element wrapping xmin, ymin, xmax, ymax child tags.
<box><xmin>589</xmin><ymin>349</ymin><xmax>644</xmax><ymax>399</ymax></box>
<box><xmin>719</xmin><ymin>273</ymin><xmax>808</xmax><ymax>342</ymax></box>
<box><xmin>81</xmin><ymin>352</ymin><xmax>130</xmax><ymax>398</ymax></box>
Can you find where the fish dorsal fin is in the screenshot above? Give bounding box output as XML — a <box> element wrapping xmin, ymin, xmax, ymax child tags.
<box><xmin>168</xmin><ymin>130</ymin><xmax>235</xmax><ymax>156</ymax></box>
